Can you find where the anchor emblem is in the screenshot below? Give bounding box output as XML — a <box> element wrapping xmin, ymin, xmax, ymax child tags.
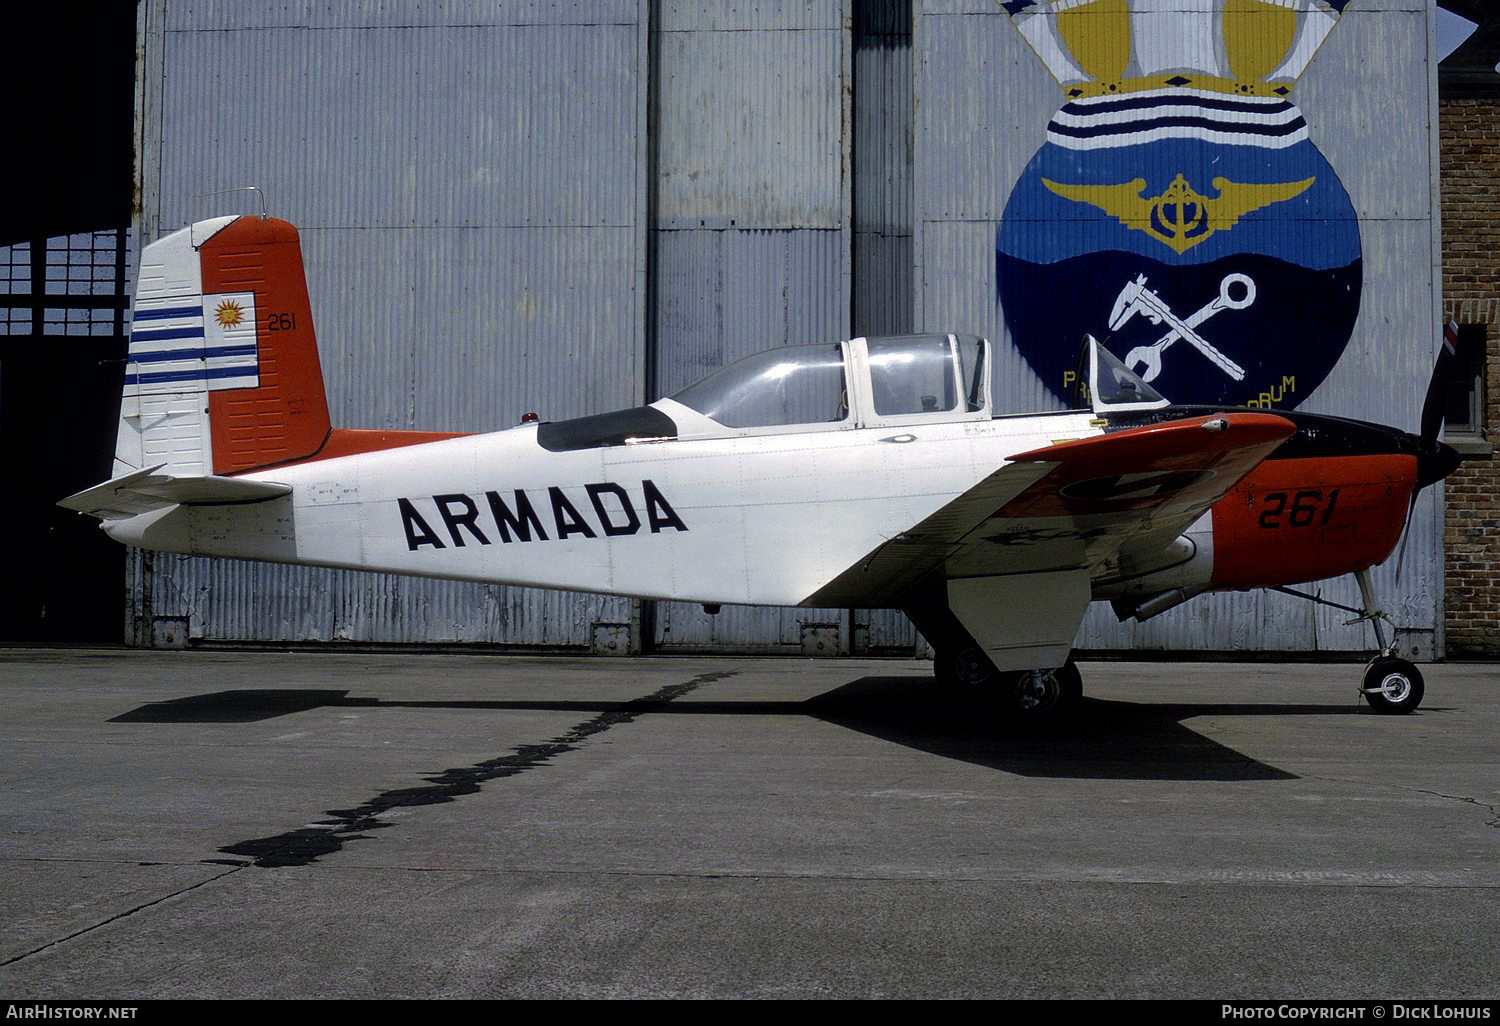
<box><xmin>1149</xmin><ymin>175</ymin><xmax>1210</xmax><ymax>249</ymax></box>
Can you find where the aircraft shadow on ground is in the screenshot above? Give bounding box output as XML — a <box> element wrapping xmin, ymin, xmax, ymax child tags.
<box><xmin>106</xmin><ymin>672</ymin><xmax>1347</xmax><ymax>781</ymax></box>
<box><xmin>803</xmin><ymin>676</ymin><xmax>1305</xmax><ymax>781</ymax></box>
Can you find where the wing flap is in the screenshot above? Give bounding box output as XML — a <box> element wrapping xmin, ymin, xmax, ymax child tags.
<box><xmin>59</xmin><ymin>464</ymin><xmax>292</xmax><ymax>520</ymax></box>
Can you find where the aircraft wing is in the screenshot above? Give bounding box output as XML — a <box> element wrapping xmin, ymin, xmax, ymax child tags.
<box><xmin>806</xmin><ymin>412</ymin><xmax>1295</xmax><ymax>607</ymax></box>
<box><xmin>59</xmin><ymin>464</ymin><xmax>292</xmax><ymax>520</ymax></box>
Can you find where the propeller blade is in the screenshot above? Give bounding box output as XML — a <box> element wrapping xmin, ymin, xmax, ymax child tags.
<box><xmin>1410</xmin><ymin>321</ymin><xmax>1464</xmax><ymax>491</ymax></box>
<box><xmin>1419</xmin><ymin>321</ymin><xmax>1458</xmax><ymax>445</ymax></box>
<box><xmin>1395</xmin><ymin>323</ymin><xmax>1465</xmax><ymax>585</ymax></box>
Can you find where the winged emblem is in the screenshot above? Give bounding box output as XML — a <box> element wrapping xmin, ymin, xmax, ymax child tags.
<box><xmin>1042</xmin><ymin>173</ymin><xmax>1316</xmax><ymax>254</ymax></box>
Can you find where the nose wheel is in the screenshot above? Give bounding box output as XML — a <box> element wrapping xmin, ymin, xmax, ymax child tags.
<box><xmin>1275</xmin><ymin>568</ymin><xmax>1426</xmax><ymax>714</ymax></box>
<box><xmin>1361</xmin><ymin>656</ymin><xmax>1425</xmax><ymax>714</ymax></box>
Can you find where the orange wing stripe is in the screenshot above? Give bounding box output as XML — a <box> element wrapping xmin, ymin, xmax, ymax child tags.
<box><xmin>998</xmin><ymin>413</ymin><xmax>1296</xmax><ymax>518</ymax></box>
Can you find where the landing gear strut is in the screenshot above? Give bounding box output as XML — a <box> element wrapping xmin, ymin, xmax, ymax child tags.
<box><xmin>934</xmin><ymin>645</ymin><xmax>1083</xmax><ymax>722</ymax></box>
<box><xmin>1015</xmin><ymin>660</ymin><xmax>1083</xmax><ymax>719</ymax></box>
<box><xmin>907</xmin><ymin>584</ymin><xmax>1084</xmax><ymax>722</ymax></box>
<box><xmin>1351</xmin><ymin>569</ymin><xmax>1425</xmax><ymax>714</ymax></box>
<box><xmin>1275</xmin><ymin>567</ymin><xmax>1425</xmax><ymax>714</ymax></box>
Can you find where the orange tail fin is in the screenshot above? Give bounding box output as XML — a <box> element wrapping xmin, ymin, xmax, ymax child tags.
<box><xmin>199</xmin><ymin>216</ymin><xmax>331</xmax><ymax>474</ymax></box>
<box><xmin>117</xmin><ymin>215</ymin><xmax>463</xmax><ymax>482</ymax></box>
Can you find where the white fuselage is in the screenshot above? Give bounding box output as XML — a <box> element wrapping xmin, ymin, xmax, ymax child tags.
<box><xmin>105</xmin><ymin>410</ymin><xmax>1103</xmax><ymax>607</ymax></box>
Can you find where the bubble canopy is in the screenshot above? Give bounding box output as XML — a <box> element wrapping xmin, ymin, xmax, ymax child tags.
<box><xmin>668</xmin><ymin>334</ymin><xmax>989</xmax><ymax>430</ymax></box>
<box><xmin>670</xmin><ymin>344</ymin><xmax>848</xmax><ymax>429</ymax></box>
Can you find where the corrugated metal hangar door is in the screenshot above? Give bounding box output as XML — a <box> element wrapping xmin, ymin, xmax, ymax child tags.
<box><xmin>135</xmin><ymin>1</ymin><xmax>649</xmax><ymax>649</ymax></box>
<box><xmin>130</xmin><ymin>0</ymin><xmax>1443</xmax><ymax>658</ymax></box>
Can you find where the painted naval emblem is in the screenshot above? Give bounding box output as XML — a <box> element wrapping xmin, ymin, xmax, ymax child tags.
<box><xmin>996</xmin><ymin>0</ymin><xmax>1360</xmax><ymax>410</ymax></box>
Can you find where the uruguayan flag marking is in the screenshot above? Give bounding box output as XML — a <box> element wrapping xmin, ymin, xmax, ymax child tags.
<box><xmin>202</xmin><ymin>291</ymin><xmax>260</xmax><ymax>391</ymax></box>
<box><xmin>125</xmin><ymin>291</ymin><xmax>259</xmax><ymax>394</ymax></box>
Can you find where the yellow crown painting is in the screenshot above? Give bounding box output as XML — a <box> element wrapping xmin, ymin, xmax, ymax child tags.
<box><xmin>1004</xmin><ymin>0</ymin><xmax>1344</xmax><ymax>98</ymax></box>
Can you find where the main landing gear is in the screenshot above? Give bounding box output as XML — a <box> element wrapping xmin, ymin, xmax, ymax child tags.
<box><xmin>904</xmin><ymin>582</ymin><xmax>1084</xmax><ymax>722</ymax></box>
<box><xmin>1276</xmin><ymin>568</ymin><xmax>1425</xmax><ymax>714</ymax></box>
<box><xmin>934</xmin><ymin>646</ymin><xmax>1083</xmax><ymax>722</ymax></box>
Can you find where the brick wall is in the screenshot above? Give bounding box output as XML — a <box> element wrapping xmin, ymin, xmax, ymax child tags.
<box><xmin>1440</xmin><ymin>95</ymin><xmax>1500</xmax><ymax>657</ymax></box>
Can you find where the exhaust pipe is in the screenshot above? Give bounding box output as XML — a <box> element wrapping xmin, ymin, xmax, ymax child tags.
<box><xmin>1112</xmin><ymin>586</ymin><xmax>1207</xmax><ymax>623</ymax></box>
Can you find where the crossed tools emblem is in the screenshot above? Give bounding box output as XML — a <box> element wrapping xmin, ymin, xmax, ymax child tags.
<box><xmin>1108</xmin><ymin>273</ymin><xmax>1257</xmax><ymax>383</ymax></box>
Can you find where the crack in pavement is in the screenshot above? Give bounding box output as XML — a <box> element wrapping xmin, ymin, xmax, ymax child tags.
<box><xmin>1</xmin><ymin>671</ymin><xmax>736</xmax><ymax>968</ymax></box>
<box><xmin>1</xmin><ymin>866</ymin><xmax>243</xmax><ymax>969</ymax></box>
<box><xmin>215</xmin><ymin>670</ymin><xmax>737</xmax><ymax>869</ymax></box>
<box><xmin>1402</xmin><ymin>787</ymin><xmax>1500</xmax><ymax>829</ymax></box>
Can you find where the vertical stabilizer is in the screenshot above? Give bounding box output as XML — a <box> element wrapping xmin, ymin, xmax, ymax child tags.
<box><xmin>118</xmin><ymin>215</ymin><xmax>332</xmax><ymax>478</ymax></box>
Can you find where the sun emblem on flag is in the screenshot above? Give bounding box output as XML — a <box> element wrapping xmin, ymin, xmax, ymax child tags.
<box><xmin>214</xmin><ymin>299</ymin><xmax>244</xmax><ymax>328</ymax></box>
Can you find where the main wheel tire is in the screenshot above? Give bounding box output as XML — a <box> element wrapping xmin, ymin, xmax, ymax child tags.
<box><xmin>1011</xmin><ymin>659</ymin><xmax>1083</xmax><ymax>722</ymax></box>
<box><xmin>934</xmin><ymin>645</ymin><xmax>1001</xmax><ymax>690</ymax></box>
<box><xmin>1361</xmin><ymin>656</ymin><xmax>1424</xmax><ymax>714</ymax></box>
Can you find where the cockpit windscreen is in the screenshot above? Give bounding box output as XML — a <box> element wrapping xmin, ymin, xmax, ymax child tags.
<box><xmin>1091</xmin><ymin>342</ymin><xmax>1168</xmax><ymax>410</ymax></box>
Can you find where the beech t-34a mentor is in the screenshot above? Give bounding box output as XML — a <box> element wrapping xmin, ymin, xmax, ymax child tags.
<box><xmin>63</xmin><ymin>214</ymin><xmax>1461</xmax><ymax>720</ymax></box>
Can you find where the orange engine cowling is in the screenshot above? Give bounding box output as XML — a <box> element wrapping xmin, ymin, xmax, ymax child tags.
<box><xmin>1208</xmin><ymin>453</ymin><xmax>1416</xmax><ymax>590</ymax></box>
<box><xmin>1095</xmin><ymin>407</ymin><xmax>1446</xmax><ymax>621</ymax></box>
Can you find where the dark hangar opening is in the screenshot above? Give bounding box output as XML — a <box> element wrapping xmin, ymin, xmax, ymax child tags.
<box><xmin>0</xmin><ymin>2</ymin><xmax>138</xmax><ymax>642</ymax></box>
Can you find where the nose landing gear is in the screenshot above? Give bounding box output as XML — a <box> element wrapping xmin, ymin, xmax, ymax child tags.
<box><xmin>1275</xmin><ymin>567</ymin><xmax>1427</xmax><ymax>714</ymax></box>
<box><xmin>1351</xmin><ymin>568</ymin><xmax>1426</xmax><ymax>714</ymax></box>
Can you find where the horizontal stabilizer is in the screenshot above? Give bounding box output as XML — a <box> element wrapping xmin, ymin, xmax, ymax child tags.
<box><xmin>59</xmin><ymin>465</ymin><xmax>291</xmax><ymax>520</ymax></box>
